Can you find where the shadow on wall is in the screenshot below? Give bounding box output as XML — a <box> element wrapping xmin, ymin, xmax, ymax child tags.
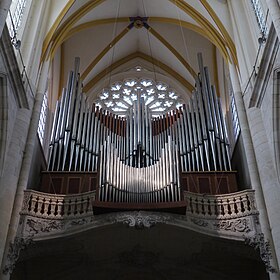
<box><xmin>231</xmin><ymin>135</ymin><xmax>251</xmax><ymax>190</ymax></box>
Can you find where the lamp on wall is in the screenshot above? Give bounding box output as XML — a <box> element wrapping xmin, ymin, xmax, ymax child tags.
<box><xmin>12</xmin><ymin>38</ymin><xmax>21</xmax><ymax>50</ymax></box>
<box><xmin>258</xmin><ymin>32</ymin><xmax>266</xmax><ymax>45</ymax></box>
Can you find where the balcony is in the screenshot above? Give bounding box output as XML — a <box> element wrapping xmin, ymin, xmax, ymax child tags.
<box><xmin>19</xmin><ymin>189</ymin><xmax>259</xmax><ymax>241</ymax></box>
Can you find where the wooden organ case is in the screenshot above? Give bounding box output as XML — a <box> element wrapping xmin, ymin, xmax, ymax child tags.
<box><xmin>41</xmin><ymin>55</ymin><xmax>237</xmax><ymax>213</ymax></box>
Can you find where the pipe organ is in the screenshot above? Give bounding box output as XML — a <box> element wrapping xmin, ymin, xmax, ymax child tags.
<box><xmin>47</xmin><ymin>54</ymin><xmax>233</xmax><ymax>205</ymax></box>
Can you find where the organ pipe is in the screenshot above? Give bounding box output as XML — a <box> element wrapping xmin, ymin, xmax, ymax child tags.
<box><xmin>47</xmin><ymin>54</ymin><xmax>232</xmax><ymax>203</ymax></box>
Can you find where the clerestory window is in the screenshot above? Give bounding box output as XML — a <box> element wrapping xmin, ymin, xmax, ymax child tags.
<box><xmin>228</xmin><ymin>80</ymin><xmax>240</xmax><ymax>143</ymax></box>
<box><xmin>250</xmin><ymin>0</ymin><xmax>267</xmax><ymax>35</ymax></box>
<box><xmin>6</xmin><ymin>0</ymin><xmax>27</xmax><ymax>39</ymax></box>
<box><xmin>37</xmin><ymin>93</ymin><xmax>48</xmax><ymax>145</ymax></box>
<box><xmin>95</xmin><ymin>78</ymin><xmax>183</xmax><ymax>117</ymax></box>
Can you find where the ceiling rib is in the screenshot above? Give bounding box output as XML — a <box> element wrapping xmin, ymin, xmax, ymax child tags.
<box><xmin>199</xmin><ymin>0</ymin><xmax>237</xmax><ymax>65</ymax></box>
<box><xmin>41</xmin><ymin>0</ymin><xmax>237</xmax><ymax>65</ymax></box>
<box><xmin>81</xmin><ymin>24</ymin><xmax>132</xmax><ymax>80</ymax></box>
<box><xmin>83</xmin><ymin>51</ymin><xmax>195</xmax><ymax>94</ymax></box>
<box><xmin>168</xmin><ymin>0</ymin><xmax>232</xmax><ymax>63</ymax></box>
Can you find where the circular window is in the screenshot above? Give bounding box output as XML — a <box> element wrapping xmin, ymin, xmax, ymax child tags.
<box><xmin>95</xmin><ymin>78</ymin><xmax>183</xmax><ymax>117</ymax></box>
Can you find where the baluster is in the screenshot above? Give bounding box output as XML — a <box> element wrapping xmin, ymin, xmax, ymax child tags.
<box><xmin>71</xmin><ymin>199</ymin><xmax>77</xmax><ymax>216</ymax></box>
<box><xmin>246</xmin><ymin>194</ymin><xmax>252</xmax><ymax>212</ymax></box>
<box><xmin>216</xmin><ymin>199</ymin><xmax>224</xmax><ymax>216</ymax></box>
<box><xmin>240</xmin><ymin>195</ymin><xmax>246</xmax><ymax>213</ymax></box>
<box><xmin>189</xmin><ymin>196</ymin><xmax>194</xmax><ymax>213</ymax></box>
<box><xmin>87</xmin><ymin>195</ymin><xmax>92</xmax><ymax>213</ymax></box>
<box><xmin>203</xmin><ymin>198</ymin><xmax>210</xmax><ymax>217</ymax></box>
<box><xmin>207</xmin><ymin>198</ymin><xmax>212</xmax><ymax>216</ymax></box>
<box><xmin>56</xmin><ymin>198</ymin><xmax>63</xmax><ymax>217</ymax></box>
<box><xmin>242</xmin><ymin>194</ymin><xmax>250</xmax><ymax>214</ymax></box>
<box><xmin>30</xmin><ymin>195</ymin><xmax>37</xmax><ymax>214</ymax></box>
<box><xmin>43</xmin><ymin>198</ymin><xmax>50</xmax><ymax>217</ymax></box>
<box><xmin>195</xmin><ymin>198</ymin><xmax>200</xmax><ymax>214</ymax></box>
<box><xmin>185</xmin><ymin>195</ymin><xmax>191</xmax><ymax>212</ymax></box>
<box><xmin>232</xmin><ymin>197</ymin><xmax>238</xmax><ymax>216</ymax></box>
<box><xmin>79</xmin><ymin>197</ymin><xmax>84</xmax><ymax>215</ymax></box>
<box><xmin>37</xmin><ymin>196</ymin><xmax>44</xmax><ymax>216</ymax></box>
<box><xmin>64</xmin><ymin>198</ymin><xmax>71</xmax><ymax>216</ymax></box>
<box><xmin>235</xmin><ymin>196</ymin><xmax>242</xmax><ymax>214</ymax></box>
<box><xmin>49</xmin><ymin>199</ymin><xmax>56</xmax><ymax>217</ymax></box>
<box><xmin>227</xmin><ymin>197</ymin><xmax>235</xmax><ymax>217</ymax></box>
<box><xmin>200</xmin><ymin>198</ymin><xmax>206</xmax><ymax>215</ymax></box>
<box><xmin>208</xmin><ymin>197</ymin><xmax>215</xmax><ymax>216</ymax></box>
<box><xmin>76</xmin><ymin>197</ymin><xmax>83</xmax><ymax>215</ymax></box>
<box><xmin>222</xmin><ymin>198</ymin><xmax>229</xmax><ymax>217</ymax></box>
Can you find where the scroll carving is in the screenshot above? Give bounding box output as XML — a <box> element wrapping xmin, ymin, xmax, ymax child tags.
<box><xmin>2</xmin><ymin>237</ymin><xmax>33</xmax><ymax>275</ymax></box>
<box><xmin>245</xmin><ymin>233</ymin><xmax>276</xmax><ymax>273</ymax></box>
<box><xmin>214</xmin><ymin>218</ymin><xmax>251</xmax><ymax>233</ymax></box>
<box><xmin>109</xmin><ymin>212</ymin><xmax>171</xmax><ymax>229</ymax></box>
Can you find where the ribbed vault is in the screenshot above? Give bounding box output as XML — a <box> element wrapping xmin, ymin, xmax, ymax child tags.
<box><xmin>40</xmin><ymin>0</ymin><xmax>237</xmax><ymax>107</ymax></box>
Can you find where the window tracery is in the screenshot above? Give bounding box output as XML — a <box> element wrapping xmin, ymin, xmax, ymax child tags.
<box><xmin>38</xmin><ymin>93</ymin><xmax>48</xmax><ymax>145</ymax></box>
<box><xmin>6</xmin><ymin>0</ymin><xmax>27</xmax><ymax>39</ymax></box>
<box><xmin>96</xmin><ymin>78</ymin><xmax>183</xmax><ymax>117</ymax></box>
<box><xmin>250</xmin><ymin>0</ymin><xmax>267</xmax><ymax>35</ymax></box>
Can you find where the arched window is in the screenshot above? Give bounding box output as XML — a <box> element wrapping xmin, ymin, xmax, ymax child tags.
<box><xmin>250</xmin><ymin>0</ymin><xmax>267</xmax><ymax>35</ymax></box>
<box><xmin>228</xmin><ymin>80</ymin><xmax>240</xmax><ymax>143</ymax></box>
<box><xmin>6</xmin><ymin>0</ymin><xmax>27</xmax><ymax>39</ymax></box>
<box><xmin>95</xmin><ymin>78</ymin><xmax>183</xmax><ymax>117</ymax></box>
<box><xmin>37</xmin><ymin>92</ymin><xmax>48</xmax><ymax>145</ymax></box>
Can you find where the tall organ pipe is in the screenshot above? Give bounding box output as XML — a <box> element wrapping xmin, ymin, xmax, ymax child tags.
<box><xmin>47</xmin><ymin>54</ymin><xmax>232</xmax><ymax>203</ymax></box>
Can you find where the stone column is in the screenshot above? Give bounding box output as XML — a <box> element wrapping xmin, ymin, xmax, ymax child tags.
<box><xmin>0</xmin><ymin>107</ymin><xmax>32</xmax><ymax>273</ymax></box>
<box><xmin>0</xmin><ymin>59</ymin><xmax>49</xmax><ymax>278</ymax></box>
<box><xmin>229</xmin><ymin>63</ymin><xmax>280</xmax><ymax>279</ymax></box>
<box><xmin>0</xmin><ymin>0</ymin><xmax>11</xmax><ymax>38</ymax></box>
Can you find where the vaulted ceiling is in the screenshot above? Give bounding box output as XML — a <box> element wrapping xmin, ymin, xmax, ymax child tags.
<box><xmin>41</xmin><ymin>0</ymin><xmax>237</xmax><ymax>104</ymax></box>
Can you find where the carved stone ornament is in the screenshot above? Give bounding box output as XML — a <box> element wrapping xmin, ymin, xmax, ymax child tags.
<box><xmin>214</xmin><ymin>218</ymin><xmax>251</xmax><ymax>233</ymax></box>
<box><xmin>190</xmin><ymin>218</ymin><xmax>208</xmax><ymax>227</ymax></box>
<box><xmin>26</xmin><ymin>218</ymin><xmax>64</xmax><ymax>235</ymax></box>
<box><xmin>109</xmin><ymin>212</ymin><xmax>171</xmax><ymax>229</ymax></box>
<box><xmin>2</xmin><ymin>237</ymin><xmax>33</xmax><ymax>275</ymax></box>
<box><xmin>245</xmin><ymin>233</ymin><xmax>276</xmax><ymax>273</ymax></box>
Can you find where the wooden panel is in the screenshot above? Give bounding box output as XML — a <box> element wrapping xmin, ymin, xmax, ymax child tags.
<box><xmin>40</xmin><ymin>172</ymin><xmax>98</xmax><ymax>194</ymax></box>
<box><xmin>198</xmin><ymin>177</ymin><xmax>211</xmax><ymax>194</ymax></box>
<box><xmin>68</xmin><ymin>177</ymin><xmax>81</xmax><ymax>193</ymax></box>
<box><xmin>50</xmin><ymin>177</ymin><xmax>63</xmax><ymax>194</ymax></box>
<box><xmin>180</xmin><ymin>171</ymin><xmax>238</xmax><ymax>194</ymax></box>
<box><xmin>216</xmin><ymin>177</ymin><xmax>229</xmax><ymax>193</ymax></box>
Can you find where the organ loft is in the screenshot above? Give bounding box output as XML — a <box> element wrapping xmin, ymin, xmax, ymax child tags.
<box><xmin>1</xmin><ymin>1</ymin><xmax>280</xmax><ymax>279</ymax></box>
<box><xmin>42</xmin><ymin>54</ymin><xmax>236</xmax><ymax>209</ymax></box>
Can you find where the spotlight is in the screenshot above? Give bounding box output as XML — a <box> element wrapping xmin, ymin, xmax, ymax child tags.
<box><xmin>13</xmin><ymin>39</ymin><xmax>21</xmax><ymax>50</ymax></box>
<box><xmin>258</xmin><ymin>34</ymin><xmax>266</xmax><ymax>45</ymax></box>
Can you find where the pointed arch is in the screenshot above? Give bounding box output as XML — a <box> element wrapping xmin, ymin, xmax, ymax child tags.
<box><xmin>83</xmin><ymin>52</ymin><xmax>195</xmax><ymax>94</ymax></box>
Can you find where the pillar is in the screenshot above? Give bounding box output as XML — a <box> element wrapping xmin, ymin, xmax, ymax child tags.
<box><xmin>229</xmin><ymin>63</ymin><xmax>280</xmax><ymax>279</ymax></box>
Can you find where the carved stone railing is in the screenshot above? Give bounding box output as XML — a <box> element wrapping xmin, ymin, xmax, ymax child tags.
<box><xmin>10</xmin><ymin>189</ymin><xmax>275</xmax><ymax>274</ymax></box>
<box><xmin>20</xmin><ymin>189</ymin><xmax>257</xmax><ymax>221</ymax></box>
<box><xmin>181</xmin><ymin>190</ymin><xmax>260</xmax><ymax>242</ymax></box>
<box><xmin>21</xmin><ymin>190</ymin><xmax>95</xmax><ymax>219</ymax></box>
<box><xmin>184</xmin><ymin>190</ymin><xmax>258</xmax><ymax>219</ymax></box>
<box><xmin>18</xmin><ymin>189</ymin><xmax>260</xmax><ymax>241</ymax></box>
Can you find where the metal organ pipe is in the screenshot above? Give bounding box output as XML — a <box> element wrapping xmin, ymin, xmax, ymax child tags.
<box><xmin>47</xmin><ymin>54</ymin><xmax>232</xmax><ymax>203</ymax></box>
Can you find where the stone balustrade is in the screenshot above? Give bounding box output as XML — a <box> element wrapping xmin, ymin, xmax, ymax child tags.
<box><xmin>21</xmin><ymin>190</ymin><xmax>95</xmax><ymax>219</ymax></box>
<box><xmin>21</xmin><ymin>189</ymin><xmax>257</xmax><ymax>221</ymax></box>
<box><xmin>13</xmin><ymin>189</ymin><xmax>274</xmax><ymax>275</ymax></box>
<box><xmin>184</xmin><ymin>190</ymin><xmax>258</xmax><ymax>219</ymax></box>
<box><xmin>18</xmin><ymin>189</ymin><xmax>261</xmax><ymax>243</ymax></box>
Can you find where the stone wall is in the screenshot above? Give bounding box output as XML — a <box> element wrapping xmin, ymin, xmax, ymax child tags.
<box><xmin>0</xmin><ymin>26</ymin><xmax>32</xmax><ymax>271</ymax></box>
